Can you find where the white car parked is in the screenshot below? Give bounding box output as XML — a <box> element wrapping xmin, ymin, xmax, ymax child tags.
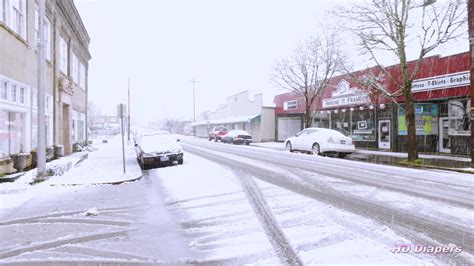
<box><xmin>284</xmin><ymin>127</ymin><xmax>355</xmax><ymax>158</ymax></box>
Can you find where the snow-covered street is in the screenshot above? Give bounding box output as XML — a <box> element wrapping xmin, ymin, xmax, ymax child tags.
<box><xmin>0</xmin><ymin>137</ymin><xmax>472</xmax><ymax>264</ymax></box>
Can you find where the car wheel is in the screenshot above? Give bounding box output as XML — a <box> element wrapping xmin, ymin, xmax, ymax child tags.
<box><xmin>338</xmin><ymin>153</ymin><xmax>347</xmax><ymax>159</ymax></box>
<box><xmin>178</xmin><ymin>159</ymin><xmax>183</xmax><ymax>165</ymax></box>
<box><xmin>246</xmin><ymin>142</ymin><xmax>249</xmax><ymax>145</ymax></box>
<box><xmin>312</xmin><ymin>143</ymin><xmax>320</xmax><ymax>155</ymax></box>
<box><xmin>286</xmin><ymin>142</ymin><xmax>293</xmax><ymax>152</ymax></box>
<box><xmin>215</xmin><ymin>137</ymin><xmax>218</xmax><ymax>142</ymax></box>
<box><xmin>231</xmin><ymin>138</ymin><xmax>234</xmax><ymax>144</ymax></box>
<box><xmin>209</xmin><ymin>137</ymin><xmax>212</xmax><ymax>141</ymax></box>
<box><xmin>141</xmin><ymin>159</ymin><xmax>150</xmax><ymax>170</ymax></box>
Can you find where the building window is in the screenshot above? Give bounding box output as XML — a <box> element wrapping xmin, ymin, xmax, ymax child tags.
<box><xmin>283</xmin><ymin>100</ymin><xmax>298</xmax><ymax>110</ymax></box>
<box><xmin>10</xmin><ymin>0</ymin><xmax>26</xmax><ymax>38</ymax></box>
<box><xmin>44</xmin><ymin>17</ymin><xmax>51</xmax><ymax>61</ymax></box>
<box><xmin>34</xmin><ymin>5</ymin><xmax>38</xmax><ymax>43</ymax></box>
<box><xmin>398</xmin><ymin>103</ymin><xmax>439</xmax><ymax>136</ymax></box>
<box><xmin>1</xmin><ymin>81</ymin><xmax>8</xmax><ymax>100</ymax></box>
<box><xmin>330</xmin><ymin>111</ymin><xmax>351</xmax><ymax>136</ymax></box>
<box><xmin>449</xmin><ymin>99</ymin><xmax>471</xmax><ymax>135</ymax></box>
<box><xmin>1</xmin><ymin>0</ymin><xmax>5</xmax><ymax>22</ymax></box>
<box><xmin>11</xmin><ymin>84</ymin><xmax>17</xmax><ymax>102</ymax></box>
<box><xmin>72</xmin><ymin>53</ymin><xmax>79</xmax><ymax>83</ymax></box>
<box><xmin>34</xmin><ymin>7</ymin><xmax>52</xmax><ymax>61</ymax></box>
<box><xmin>351</xmin><ymin>110</ymin><xmax>375</xmax><ymax>141</ymax></box>
<box><xmin>79</xmin><ymin>63</ymin><xmax>86</xmax><ymax>89</ymax></box>
<box><xmin>19</xmin><ymin>87</ymin><xmax>24</xmax><ymax>104</ymax></box>
<box><xmin>32</xmin><ymin>89</ymin><xmax>37</xmax><ymax>108</ymax></box>
<box><xmin>59</xmin><ymin>36</ymin><xmax>68</xmax><ymax>74</ymax></box>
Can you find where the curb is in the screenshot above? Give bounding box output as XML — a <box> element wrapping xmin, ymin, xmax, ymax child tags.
<box><xmin>397</xmin><ymin>161</ymin><xmax>474</xmax><ymax>174</ymax></box>
<box><xmin>49</xmin><ymin>174</ymin><xmax>143</xmax><ymax>187</ymax></box>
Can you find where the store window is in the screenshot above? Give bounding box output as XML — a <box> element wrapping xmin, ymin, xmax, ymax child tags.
<box><xmin>351</xmin><ymin>109</ymin><xmax>375</xmax><ymax>141</ymax></box>
<box><xmin>0</xmin><ymin>110</ymin><xmax>25</xmax><ymax>155</ymax></box>
<box><xmin>448</xmin><ymin>99</ymin><xmax>471</xmax><ymax>135</ymax></box>
<box><xmin>398</xmin><ymin>103</ymin><xmax>439</xmax><ymax>136</ymax></box>
<box><xmin>330</xmin><ymin>110</ymin><xmax>351</xmax><ymax>136</ymax></box>
<box><xmin>314</xmin><ymin>111</ymin><xmax>329</xmax><ymax>128</ymax></box>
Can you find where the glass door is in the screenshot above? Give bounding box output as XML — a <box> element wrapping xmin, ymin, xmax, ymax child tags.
<box><xmin>378</xmin><ymin>120</ymin><xmax>391</xmax><ymax>149</ymax></box>
<box><xmin>439</xmin><ymin>117</ymin><xmax>451</xmax><ymax>153</ymax></box>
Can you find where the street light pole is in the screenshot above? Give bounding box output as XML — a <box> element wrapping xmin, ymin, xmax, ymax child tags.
<box><xmin>188</xmin><ymin>77</ymin><xmax>199</xmax><ymax>137</ymax></box>
<box><xmin>36</xmin><ymin>0</ymin><xmax>46</xmax><ymax>181</ymax></box>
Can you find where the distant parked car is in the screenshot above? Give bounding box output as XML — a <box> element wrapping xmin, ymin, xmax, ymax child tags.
<box><xmin>135</xmin><ymin>133</ymin><xmax>184</xmax><ymax>170</ymax></box>
<box><xmin>221</xmin><ymin>130</ymin><xmax>252</xmax><ymax>145</ymax></box>
<box><xmin>208</xmin><ymin>126</ymin><xmax>228</xmax><ymax>142</ymax></box>
<box><xmin>222</xmin><ymin>130</ymin><xmax>252</xmax><ymax>145</ymax></box>
<box><xmin>284</xmin><ymin>127</ymin><xmax>355</xmax><ymax>158</ymax></box>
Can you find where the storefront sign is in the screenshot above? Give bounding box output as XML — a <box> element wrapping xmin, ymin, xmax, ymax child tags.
<box><xmin>412</xmin><ymin>71</ymin><xmax>470</xmax><ymax>93</ymax></box>
<box><xmin>322</xmin><ymin>79</ymin><xmax>370</xmax><ymax>108</ymax></box>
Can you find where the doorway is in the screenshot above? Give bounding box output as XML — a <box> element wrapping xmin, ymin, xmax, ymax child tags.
<box><xmin>378</xmin><ymin>120</ymin><xmax>391</xmax><ymax>149</ymax></box>
<box><xmin>439</xmin><ymin>117</ymin><xmax>451</xmax><ymax>153</ymax></box>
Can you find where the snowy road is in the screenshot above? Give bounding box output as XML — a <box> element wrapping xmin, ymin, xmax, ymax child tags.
<box><xmin>0</xmin><ymin>137</ymin><xmax>472</xmax><ymax>264</ymax></box>
<box><xmin>179</xmin><ymin>138</ymin><xmax>473</xmax><ymax>263</ymax></box>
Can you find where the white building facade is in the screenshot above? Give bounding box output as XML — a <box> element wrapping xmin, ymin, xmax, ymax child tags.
<box><xmin>193</xmin><ymin>91</ymin><xmax>275</xmax><ymax>142</ymax></box>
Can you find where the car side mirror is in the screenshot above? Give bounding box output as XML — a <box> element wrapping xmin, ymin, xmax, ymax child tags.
<box><xmin>176</xmin><ymin>139</ymin><xmax>181</xmax><ymax>142</ymax></box>
<box><xmin>134</xmin><ymin>143</ymin><xmax>138</xmax><ymax>147</ymax></box>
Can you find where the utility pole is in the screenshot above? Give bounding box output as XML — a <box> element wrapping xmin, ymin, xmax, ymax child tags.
<box><xmin>469</xmin><ymin>0</ymin><xmax>474</xmax><ymax>167</ymax></box>
<box><xmin>118</xmin><ymin>104</ymin><xmax>126</xmax><ymax>174</ymax></box>
<box><xmin>35</xmin><ymin>0</ymin><xmax>46</xmax><ymax>181</ymax></box>
<box><xmin>128</xmin><ymin>77</ymin><xmax>131</xmax><ymax>141</ymax></box>
<box><xmin>188</xmin><ymin>77</ymin><xmax>199</xmax><ymax>137</ymax></box>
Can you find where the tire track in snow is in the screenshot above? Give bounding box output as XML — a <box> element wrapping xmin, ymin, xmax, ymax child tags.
<box><xmin>182</xmin><ymin>141</ymin><xmax>473</xmax><ymax>208</ymax></box>
<box><xmin>0</xmin><ymin>205</ymin><xmax>142</xmax><ymax>227</ymax></box>
<box><xmin>183</xmin><ymin>144</ymin><xmax>474</xmax><ymax>256</ymax></box>
<box><xmin>0</xmin><ymin>229</ymin><xmax>135</xmax><ymax>260</ymax></box>
<box><xmin>237</xmin><ymin>173</ymin><xmax>303</xmax><ymax>265</ymax></box>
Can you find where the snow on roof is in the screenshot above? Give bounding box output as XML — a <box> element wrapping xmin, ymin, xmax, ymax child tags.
<box><xmin>192</xmin><ymin>114</ymin><xmax>260</xmax><ymax>126</ymax></box>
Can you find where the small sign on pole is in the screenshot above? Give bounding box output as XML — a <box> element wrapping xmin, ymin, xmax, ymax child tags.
<box><xmin>118</xmin><ymin>103</ymin><xmax>126</xmax><ymax>174</ymax></box>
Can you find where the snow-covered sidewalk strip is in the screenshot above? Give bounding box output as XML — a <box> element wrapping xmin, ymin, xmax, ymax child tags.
<box><xmin>250</xmin><ymin>141</ymin><xmax>471</xmax><ymax>162</ymax></box>
<box><xmin>0</xmin><ymin>136</ymin><xmax>142</xmax><ymax>212</ymax></box>
<box><xmin>47</xmin><ymin>137</ymin><xmax>142</xmax><ymax>186</ymax></box>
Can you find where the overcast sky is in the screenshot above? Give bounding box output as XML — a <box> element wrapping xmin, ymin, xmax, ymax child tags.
<box><xmin>74</xmin><ymin>0</ymin><xmax>468</xmax><ymax>124</ymax></box>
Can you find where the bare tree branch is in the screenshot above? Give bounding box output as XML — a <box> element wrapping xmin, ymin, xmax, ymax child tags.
<box><xmin>272</xmin><ymin>33</ymin><xmax>345</xmax><ymax>128</ymax></box>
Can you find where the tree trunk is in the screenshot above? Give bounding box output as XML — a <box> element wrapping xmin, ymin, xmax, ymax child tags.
<box><xmin>399</xmin><ymin>24</ymin><xmax>419</xmax><ymax>162</ymax></box>
<box><xmin>403</xmin><ymin>79</ymin><xmax>419</xmax><ymax>161</ymax></box>
<box><xmin>304</xmin><ymin>97</ymin><xmax>313</xmax><ymax>128</ymax></box>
